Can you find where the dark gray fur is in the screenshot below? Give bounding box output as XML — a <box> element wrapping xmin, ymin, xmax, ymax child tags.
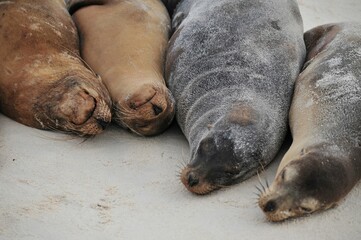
<box><xmin>166</xmin><ymin>0</ymin><xmax>306</xmax><ymax>185</ymax></box>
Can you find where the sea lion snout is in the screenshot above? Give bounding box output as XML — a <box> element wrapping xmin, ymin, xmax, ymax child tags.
<box><xmin>180</xmin><ymin>126</ymin><xmax>267</xmax><ymax>194</ymax></box>
<box><xmin>58</xmin><ymin>89</ymin><xmax>96</xmax><ymax>125</ymax></box>
<box><xmin>180</xmin><ymin>166</ymin><xmax>218</xmax><ymax>194</ymax></box>
<box><xmin>258</xmin><ymin>150</ymin><xmax>350</xmax><ymax>221</ymax></box>
<box><xmin>180</xmin><ymin>168</ymin><xmax>199</xmax><ymax>189</ymax></box>
<box><xmin>187</xmin><ymin>171</ymin><xmax>200</xmax><ymax>187</ymax></box>
<box><xmin>114</xmin><ymin>84</ymin><xmax>175</xmax><ymax>136</ymax></box>
<box><xmin>259</xmin><ymin>193</ymin><xmax>319</xmax><ymax>221</ymax></box>
<box><xmin>33</xmin><ymin>75</ymin><xmax>112</xmax><ymax>136</ymax></box>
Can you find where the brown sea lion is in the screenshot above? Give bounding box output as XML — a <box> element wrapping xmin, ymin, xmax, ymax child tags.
<box><xmin>165</xmin><ymin>0</ymin><xmax>306</xmax><ymax>194</ymax></box>
<box><xmin>68</xmin><ymin>0</ymin><xmax>175</xmax><ymax>136</ymax></box>
<box><xmin>258</xmin><ymin>22</ymin><xmax>361</xmax><ymax>222</ymax></box>
<box><xmin>0</xmin><ymin>0</ymin><xmax>112</xmax><ymax>136</ymax></box>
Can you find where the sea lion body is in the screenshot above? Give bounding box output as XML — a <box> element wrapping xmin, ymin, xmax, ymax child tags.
<box><xmin>0</xmin><ymin>0</ymin><xmax>112</xmax><ymax>136</ymax></box>
<box><xmin>166</xmin><ymin>0</ymin><xmax>305</xmax><ymax>194</ymax></box>
<box><xmin>68</xmin><ymin>0</ymin><xmax>175</xmax><ymax>136</ymax></box>
<box><xmin>258</xmin><ymin>22</ymin><xmax>361</xmax><ymax>221</ymax></box>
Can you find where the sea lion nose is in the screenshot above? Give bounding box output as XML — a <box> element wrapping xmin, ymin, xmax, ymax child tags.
<box><xmin>96</xmin><ymin>118</ymin><xmax>109</xmax><ymax>130</ymax></box>
<box><xmin>152</xmin><ymin>104</ymin><xmax>163</xmax><ymax>115</ymax></box>
<box><xmin>188</xmin><ymin>172</ymin><xmax>199</xmax><ymax>187</ymax></box>
<box><xmin>264</xmin><ymin>200</ymin><xmax>277</xmax><ymax>212</ymax></box>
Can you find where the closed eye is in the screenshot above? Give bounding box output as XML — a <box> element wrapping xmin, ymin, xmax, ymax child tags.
<box><xmin>281</xmin><ymin>169</ymin><xmax>286</xmax><ymax>180</ymax></box>
<box><xmin>300</xmin><ymin>207</ymin><xmax>312</xmax><ymax>213</ymax></box>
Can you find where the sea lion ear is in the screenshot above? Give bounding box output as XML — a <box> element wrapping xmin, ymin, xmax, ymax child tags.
<box><xmin>304</xmin><ymin>24</ymin><xmax>342</xmax><ymax>61</ymax></box>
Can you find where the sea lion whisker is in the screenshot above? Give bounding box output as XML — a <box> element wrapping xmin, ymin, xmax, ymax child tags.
<box><xmin>42</xmin><ymin>113</ymin><xmax>87</xmax><ymax>137</ymax></box>
<box><xmin>255</xmin><ymin>185</ymin><xmax>263</xmax><ymax>195</ymax></box>
<box><xmin>178</xmin><ymin>160</ymin><xmax>187</xmax><ymax>168</ymax></box>
<box><xmin>256</xmin><ymin>171</ymin><xmax>267</xmax><ymax>193</ymax></box>
<box><xmin>179</xmin><ymin>149</ymin><xmax>189</xmax><ymax>167</ymax></box>
<box><xmin>113</xmin><ymin>104</ymin><xmax>134</xmax><ymax>114</ymax></box>
<box><xmin>217</xmin><ymin>184</ymin><xmax>231</xmax><ymax>189</ymax></box>
<box><xmin>175</xmin><ymin>165</ymin><xmax>185</xmax><ymax>172</ymax></box>
<box><xmin>265</xmin><ymin>177</ymin><xmax>270</xmax><ymax>189</ymax></box>
<box><xmin>252</xmin><ymin>192</ymin><xmax>261</xmax><ymax>198</ymax></box>
<box><xmin>257</xmin><ymin>161</ymin><xmax>270</xmax><ymax>189</ymax></box>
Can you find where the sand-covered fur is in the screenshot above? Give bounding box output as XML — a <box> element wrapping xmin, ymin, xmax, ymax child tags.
<box><xmin>259</xmin><ymin>22</ymin><xmax>361</xmax><ymax>222</ymax></box>
<box><xmin>0</xmin><ymin>0</ymin><xmax>112</xmax><ymax>136</ymax></box>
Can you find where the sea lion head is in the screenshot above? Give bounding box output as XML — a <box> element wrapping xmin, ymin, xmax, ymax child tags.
<box><xmin>113</xmin><ymin>83</ymin><xmax>175</xmax><ymax>136</ymax></box>
<box><xmin>180</xmin><ymin>132</ymin><xmax>241</xmax><ymax>194</ymax></box>
<box><xmin>33</xmin><ymin>73</ymin><xmax>112</xmax><ymax>137</ymax></box>
<box><xmin>180</xmin><ymin>105</ymin><xmax>269</xmax><ymax>194</ymax></box>
<box><xmin>258</xmin><ymin>149</ymin><xmax>349</xmax><ymax>222</ymax></box>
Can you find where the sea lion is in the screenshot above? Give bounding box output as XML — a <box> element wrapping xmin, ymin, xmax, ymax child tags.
<box><xmin>68</xmin><ymin>0</ymin><xmax>175</xmax><ymax>136</ymax></box>
<box><xmin>258</xmin><ymin>22</ymin><xmax>361</xmax><ymax>222</ymax></box>
<box><xmin>165</xmin><ymin>0</ymin><xmax>306</xmax><ymax>194</ymax></box>
<box><xmin>0</xmin><ymin>0</ymin><xmax>112</xmax><ymax>136</ymax></box>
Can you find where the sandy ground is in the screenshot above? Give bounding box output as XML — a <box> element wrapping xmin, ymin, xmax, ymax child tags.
<box><xmin>1</xmin><ymin>0</ymin><xmax>361</xmax><ymax>239</ymax></box>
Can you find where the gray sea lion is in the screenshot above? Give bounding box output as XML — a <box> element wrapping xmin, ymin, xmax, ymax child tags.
<box><xmin>0</xmin><ymin>0</ymin><xmax>112</xmax><ymax>136</ymax></box>
<box><xmin>68</xmin><ymin>0</ymin><xmax>175</xmax><ymax>136</ymax></box>
<box><xmin>258</xmin><ymin>22</ymin><xmax>361</xmax><ymax>222</ymax></box>
<box><xmin>165</xmin><ymin>0</ymin><xmax>306</xmax><ymax>194</ymax></box>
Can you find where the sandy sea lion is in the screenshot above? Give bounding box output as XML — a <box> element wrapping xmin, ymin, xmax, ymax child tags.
<box><xmin>166</xmin><ymin>0</ymin><xmax>306</xmax><ymax>194</ymax></box>
<box><xmin>258</xmin><ymin>22</ymin><xmax>361</xmax><ymax>222</ymax></box>
<box><xmin>67</xmin><ymin>0</ymin><xmax>175</xmax><ymax>136</ymax></box>
<box><xmin>0</xmin><ymin>0</ymin><xmax>112</xmax><ymax>136</ymax></box>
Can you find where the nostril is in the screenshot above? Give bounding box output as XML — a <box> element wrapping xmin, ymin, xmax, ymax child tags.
<box><xmin>152</xmin><ymin>104</ymin><xmax>163</xmax><ymax>116</ymax></box>
<box><xmin>96</xmin><ymin>119</ymin><xmax>109</xmax><ymax>130</ymax></box>
<box><xmin>188</xmin><ymin>172</ymin><xmax>199</xmax><ymax>187</ymax></box>
<box><xmin>264</xmin><ymin>200</ymin><xmax>277</xmax><ymax>212</ymax></box>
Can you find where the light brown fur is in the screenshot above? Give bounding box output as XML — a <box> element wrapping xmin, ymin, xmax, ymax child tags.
<box><xmin>258</xmin><ymin>23</ymin><xmax>361</xmax><ymax>221</ymax></box>
<box><xmin>0</xmin><ymin>0</ymin><xmax>112</xmax><ymax>136</ymax></box>
<box><xmin>69</xmin><ymin>0</ymin><xmax>175</xmax><ymax>136</ymax></box>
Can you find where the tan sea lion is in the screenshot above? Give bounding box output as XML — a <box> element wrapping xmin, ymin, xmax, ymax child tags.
<box><xmin>0</xmin><ymin>0</ymin><xmax>112</xmax><ymax>136</ymax></box>
<box><xmin>258</xmin><ymin>22</ymin><xmax>361</xmax><ymax>222</ymax></box>
<box><xmin>166</xmin><ymin>0</ymin><xmax>306</xmax><ymax>194</ymax></box>
<box><xmin>68</xmin><ymin>0</ymin><xmax>175</xmax><ymax>136</ymax></box>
